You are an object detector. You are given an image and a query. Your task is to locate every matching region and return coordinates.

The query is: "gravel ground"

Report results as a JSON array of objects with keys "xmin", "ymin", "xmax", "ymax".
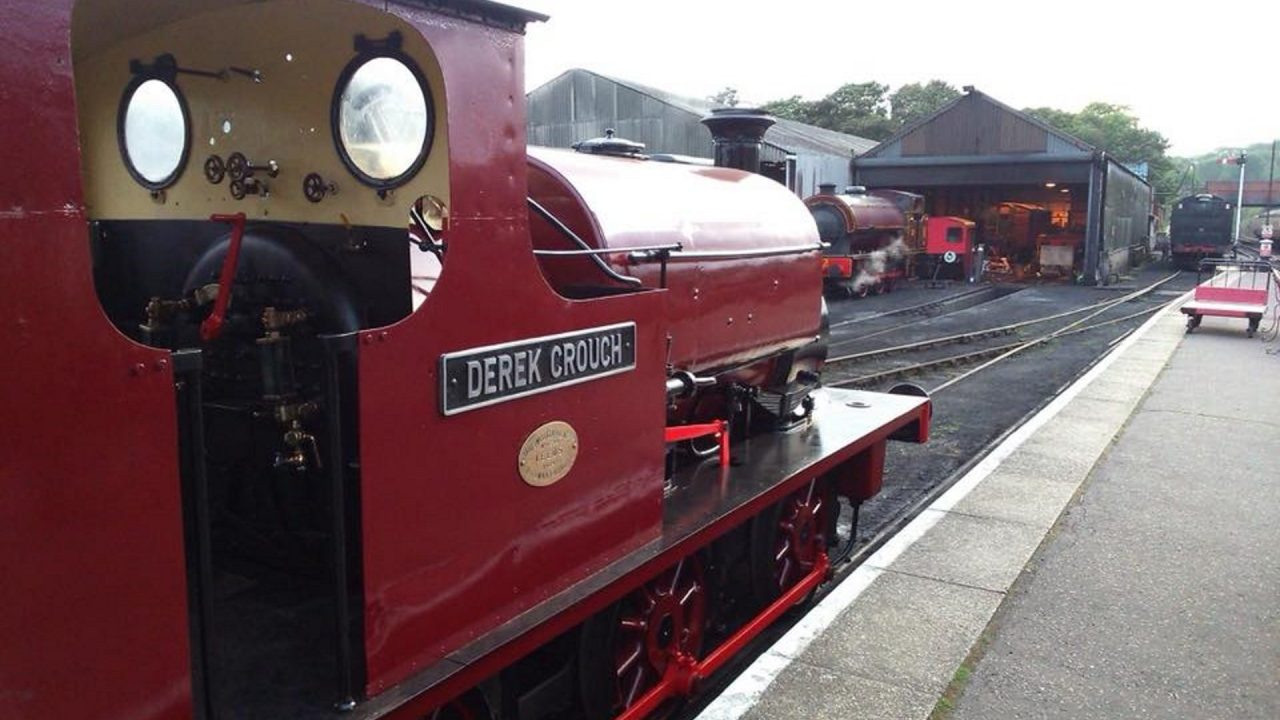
[
  {"xmin": 828, "ymin": 281, "xmax": 1174, "ymax": 358},
  {"xmin": 853, "ymin": 262, "xmax": 1195, "ymax": 547},
  {"xmin": 825, "ymin": 295, "xmax": 1174, "ymax": 387}
]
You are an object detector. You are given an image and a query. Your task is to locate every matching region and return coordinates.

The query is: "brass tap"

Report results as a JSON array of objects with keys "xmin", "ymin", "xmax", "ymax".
[
  {"xmin": 277, "ymin": 419, "xmax": 322, "ymax": 471},
  {"xmin": 261, "ymin": 306, "xmax": 310, "ymax": 332}
]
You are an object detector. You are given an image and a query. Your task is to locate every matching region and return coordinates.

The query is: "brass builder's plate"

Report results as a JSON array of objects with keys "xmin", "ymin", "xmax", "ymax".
[{"xmin": 518, "ymin": 420, "xmax": 579, "ymax": 487}]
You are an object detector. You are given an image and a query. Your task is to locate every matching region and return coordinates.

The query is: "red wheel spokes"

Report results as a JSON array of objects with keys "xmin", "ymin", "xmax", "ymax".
[
  {"xmin": 612, "ymin": 557, "xmax": 707, "ymax": 712},
  {"xmin": 773, "ymin": 481, "xmax": 828, "ymax": 592}
]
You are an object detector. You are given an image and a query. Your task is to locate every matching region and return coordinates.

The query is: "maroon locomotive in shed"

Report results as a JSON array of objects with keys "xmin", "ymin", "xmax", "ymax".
[
  {"xmin": 0, "ymin": 2, "xmax": 930, "ymax": 720},
  {"xmin": 806, "ymin": 185, "xmax": 925, "ymax": 297}
]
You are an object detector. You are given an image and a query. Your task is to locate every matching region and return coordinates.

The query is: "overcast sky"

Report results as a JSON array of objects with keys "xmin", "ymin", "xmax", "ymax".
[{"xmin": 521, "ymin": 0, "xmax": 1278, "ymax": 157}]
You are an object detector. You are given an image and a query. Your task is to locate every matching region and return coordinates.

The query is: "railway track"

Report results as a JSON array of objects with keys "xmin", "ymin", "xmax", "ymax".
[
  {"xmin": 828, "ymin": 285, "xmax": 1003, "ymax": 330},
  {"xmin": 827, "ymin": 272, "xmax": 1181, "ymax": 370},
  {"xmin": 830, "ymin": 301, "xmax": 1172, "ymax": 390}
]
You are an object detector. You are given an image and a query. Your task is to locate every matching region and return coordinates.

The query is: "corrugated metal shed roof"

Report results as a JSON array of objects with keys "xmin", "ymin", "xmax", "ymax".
[
  {"xmin": 771, "ymin": 118, "xmax": 878, "ymax": 157},
  {"xmin": 566, "ymin": 69, "xmax": 876, "ymax": 158}
]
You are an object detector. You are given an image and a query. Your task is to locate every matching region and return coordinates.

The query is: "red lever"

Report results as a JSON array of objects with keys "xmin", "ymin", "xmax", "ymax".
[
  {"xmin": 200, "ymin": 212, "xmax": 247, "ymax": 343},
  {"xmin": 663, "ymin": 419, "xmax": 730, "ymax": 467}
]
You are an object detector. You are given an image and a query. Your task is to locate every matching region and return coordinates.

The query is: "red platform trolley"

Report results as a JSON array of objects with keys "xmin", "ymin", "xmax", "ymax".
[
  {"xmin": 1181, "ymin": 260, "xmax": 1276, "ymax": 337},
  {"xmin": 0, "ymin": 2, "xmax": 930, "ymax": 719}
]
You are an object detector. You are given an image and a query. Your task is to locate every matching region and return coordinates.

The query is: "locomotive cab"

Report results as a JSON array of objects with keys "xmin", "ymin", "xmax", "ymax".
[
  {"xmin": 72, "ymin": 1, "xmax": 479, "ymax": 715},
  {"xmin": 0, "ymin": 2, "xmax": 926, "ymax": 719},
  {"xmin": 921, "ymin": 216, "xmax": 977, "ymax": 280}
]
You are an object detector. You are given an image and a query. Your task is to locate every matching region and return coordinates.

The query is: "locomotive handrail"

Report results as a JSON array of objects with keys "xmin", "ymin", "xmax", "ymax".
[
  {"xmin": 532, "ymin": 242, "xmax": 682, "ymax": 256},
  {"xmin": 526, "ymin": 197, "xmax": 644, "ymax": 286},
  {"xmin": 635, "ymin": 243, "xmax": 825, "ymax": 261}
]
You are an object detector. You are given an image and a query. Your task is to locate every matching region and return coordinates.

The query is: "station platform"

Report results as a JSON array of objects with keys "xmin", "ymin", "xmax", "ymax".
[{"xmin": 696, "ymin": 296, "xmax": 1280, "ymax": 719}]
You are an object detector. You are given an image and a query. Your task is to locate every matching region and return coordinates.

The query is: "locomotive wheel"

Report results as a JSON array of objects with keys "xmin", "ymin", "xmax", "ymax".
[
  {"xmin": 749, "ymin": 480, "xmax": 834, "ymax": 607},
  {"xmin": 578, "ymin": 556, "xmax": 708, "ymax": 719}
]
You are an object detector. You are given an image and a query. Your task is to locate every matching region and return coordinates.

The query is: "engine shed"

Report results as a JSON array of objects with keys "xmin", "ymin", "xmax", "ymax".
[
  {"xmin": 853, "ymin": 88, "xmax": 1153, "ymax": 284},
  {"xmin": 526, "ymin": 68, "xmax": 876, "ymax": 198}
]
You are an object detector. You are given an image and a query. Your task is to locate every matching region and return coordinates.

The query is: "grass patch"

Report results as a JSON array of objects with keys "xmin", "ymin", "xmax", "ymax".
[{"xmin": 928, "ymin": 628, "xmax": 991, "ymax": 719}]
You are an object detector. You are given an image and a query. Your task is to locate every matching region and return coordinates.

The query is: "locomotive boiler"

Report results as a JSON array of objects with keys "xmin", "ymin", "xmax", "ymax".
[
  {"xmin": 0, "ymin": 2, "xmax": 930, "ymax": 720},
  {"xmin": 805, "ymin": 186, "xmax": 925, "ymax": 297}
]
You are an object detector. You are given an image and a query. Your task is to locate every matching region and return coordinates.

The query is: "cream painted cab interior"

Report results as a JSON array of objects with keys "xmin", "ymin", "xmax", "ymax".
[
  {"xmin": 66, "ymin": 5, "xmax": 460, "ymax": 712},
  {"xmin": 73, "ymin": 0, "xmax": 449, "ymax": 229}
]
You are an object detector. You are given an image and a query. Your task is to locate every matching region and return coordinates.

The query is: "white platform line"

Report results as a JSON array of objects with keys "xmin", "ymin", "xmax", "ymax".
[{"xmin": 694, "ymin": 292, "xmax": 1188, "ymax": 720}]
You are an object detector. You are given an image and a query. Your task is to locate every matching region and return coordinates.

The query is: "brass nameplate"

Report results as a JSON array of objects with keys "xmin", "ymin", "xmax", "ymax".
[{"xmin": 518, "ymin": 421, "xmax": 579, "ymax": 487}]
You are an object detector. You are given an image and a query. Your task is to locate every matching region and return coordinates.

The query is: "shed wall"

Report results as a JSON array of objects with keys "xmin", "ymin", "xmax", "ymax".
[
  {"xmin": 900, "ymin": 96, "xmax": 1048, "ymax": 156},
  {"xmin": 526, "ymin": 71, "xmax": 714, "ymax": 157},
  {"xmin": 794, "ymin": 152, "xmax": 852, "ymax": 199},
  {"xmin": 1100, "ymin": 159, "xmax": 1153, "ymax": 276},
  {"xmin": 527, "ymin": 71, "xmax": 858, "ymax": 197}
]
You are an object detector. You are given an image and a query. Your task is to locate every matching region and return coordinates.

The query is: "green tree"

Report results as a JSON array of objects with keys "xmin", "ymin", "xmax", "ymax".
[
  {"xmin": 1179, "ymin": 142, "xmax": 1279, "ymax": 185},
  {"xmin": 889, "ymin": 80, "xmax": 961, "ymax": 127},
  {"xmin": 762, "ymin": 81, "xmax": 947, "ymax": 141},
  {"xmin": 761, "ymin": 83, "xmax": 896, "ymax": 140},
  {"xmin": 761, "ymin": 95, "xmax": 814, "ymax": 123},
  {"xmin": 1025, "ymin": 103, "xmax": 1178, "ymax": 201},
  {"xmin": 807, "ymin": 81, "xmax": 894, "ymax": 139},
  {"xmin": 1023, "ymin": 106, "xmax": 1078, "ymax": 133},
  {"xmin": 708, "ymin": 86, "xmax": 739, "ymax": 108}
]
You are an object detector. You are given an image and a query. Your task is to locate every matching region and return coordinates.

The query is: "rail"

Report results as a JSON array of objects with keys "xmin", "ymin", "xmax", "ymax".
[
  {"xmin": 829, "ymin": 286, "xmax": 998, "ymax": 331},
  {"xmin": 830, "ymin": 301, "xmax": 1171, "ymax": 390},
  {"xmin": 827, "ymin": 272, "xmax": 1182, "ymax": 364}
]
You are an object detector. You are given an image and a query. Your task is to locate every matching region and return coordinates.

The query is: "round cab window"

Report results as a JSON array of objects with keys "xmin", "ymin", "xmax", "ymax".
[
  {"xmin": 119, "ymin": 78, "xmax": 189, "ymax": 189},
  {"xmin": 334, "ymin": 56, "xmax": 432, "ymax": 187}
]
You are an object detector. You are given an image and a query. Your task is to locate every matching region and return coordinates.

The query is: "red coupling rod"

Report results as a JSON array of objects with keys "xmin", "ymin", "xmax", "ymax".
[
  {"xmin": 613, "ymin": 552, "xmax": 831, "ymax": 720},
  {"xmin": 663, "ymin": 419, "xmax": 730, "ymax": 467},
  {"xmin": 200, "ymin": 212, "xmax": 247, "ymax": 343}
]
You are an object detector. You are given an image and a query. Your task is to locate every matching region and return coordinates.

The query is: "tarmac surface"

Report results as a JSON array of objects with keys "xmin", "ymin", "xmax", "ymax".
[
  {"xmin": 696, "ymin": 284, "xmax": 1280, "ymax": 720},
  {"xmin": 950, "ymin": 315, "xmax": 1280, "ymax": 720}
]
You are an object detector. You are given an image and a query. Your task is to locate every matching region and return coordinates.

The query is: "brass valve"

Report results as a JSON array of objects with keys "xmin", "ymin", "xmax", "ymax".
[
  {"xmin": 261, "ymin": 306, "xmax": 310, "ymax": 332},
  {"xmin": 272, "ymin": 402, "xmax": 321, "ymax": 472},
  {"xmin": 277, "ymin": 420, "xmax": 322, "ymax": 471}
]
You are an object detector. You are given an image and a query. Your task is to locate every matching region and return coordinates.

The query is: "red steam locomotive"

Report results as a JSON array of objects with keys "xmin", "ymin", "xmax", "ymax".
[
  {"xmin": 0, "ymin": 2, "xmax": 930, "ymax": 719},
  {"xmin": 807, "ymin": 187, "xmax": 977, "ymax": 293},
  {"xmin": 807, "ymin": 186, "xmax": 923, "ymax": 297}
]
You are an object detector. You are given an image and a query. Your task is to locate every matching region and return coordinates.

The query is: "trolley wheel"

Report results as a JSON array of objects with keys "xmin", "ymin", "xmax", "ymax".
[
  {"xmin": 749, "ymin": 479, "xmax": 834, "ymax": 607},
  {"xmin": 578, "ymin": 556, "xmax": 708, "ymax": 719},
  {"xmin": 428, "ymin": 690, "xmax": 493, "ymax": 720},
  {"xmin": 1185, "ymin": 315, "xmax": 1201, "ymax": 333}
]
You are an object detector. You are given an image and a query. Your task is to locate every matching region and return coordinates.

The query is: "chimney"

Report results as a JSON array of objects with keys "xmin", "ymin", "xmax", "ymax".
[
  {"xmin": 818, "ymin": 183, "xmax": 837, "ymax": 195},
  {"xmin": 700, "ymin": 107, "xmax": 776, "ymax": 175}
]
